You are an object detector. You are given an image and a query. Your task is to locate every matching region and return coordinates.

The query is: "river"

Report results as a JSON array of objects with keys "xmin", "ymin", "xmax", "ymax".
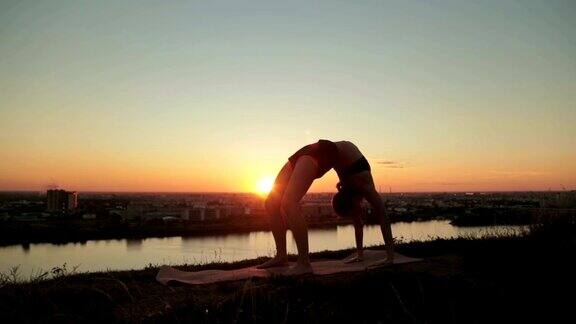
[{"xmin": 0, "ymin": 220, "xmax": 526, "ymax": 275}]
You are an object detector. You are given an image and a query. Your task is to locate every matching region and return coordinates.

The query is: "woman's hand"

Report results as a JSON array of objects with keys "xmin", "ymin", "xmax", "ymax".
[
  {"xmin": 368, "ymin": 249, "xmax": 394, "ymax": 268},
  {"xmin": 344, "ymin": 254, "xmax": 363, "ymax": 263},
  {"xmin": 387, "ymin": 247, "xmax": 395, "ymax": 263},
  {"xmin": 368, "ymin": 257, "xmax": 393, "ymax": 268}
]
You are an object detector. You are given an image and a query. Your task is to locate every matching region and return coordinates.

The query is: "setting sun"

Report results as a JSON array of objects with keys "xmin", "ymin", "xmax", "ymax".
[{"xmin": 256, "ymin": 176, "xmax": 274, "ymax": 195}]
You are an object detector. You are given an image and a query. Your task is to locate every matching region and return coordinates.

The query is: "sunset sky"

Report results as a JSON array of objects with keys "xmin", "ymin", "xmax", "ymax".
[{"xmin": 1, "ymin": 0, "xmax": 575, "ymax": 193}]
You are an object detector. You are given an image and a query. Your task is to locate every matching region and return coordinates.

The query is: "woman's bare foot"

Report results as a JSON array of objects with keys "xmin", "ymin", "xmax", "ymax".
[
  {"xmin": 367, "ymin": 256, "xmax": 394, "ymax": 269},
  {"xmin": 284, "ymin": 262, "xmax": 313, "ymax": 276},
  {"xmin": 256, "ymin": 256, "xmax": 289, "ymax": 269}
]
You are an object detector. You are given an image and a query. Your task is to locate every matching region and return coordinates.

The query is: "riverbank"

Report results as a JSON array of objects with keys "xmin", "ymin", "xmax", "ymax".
[
  {"xmin": 1, "ymin": 221, "xmax": 573, "ymax": 323},
  {"xmin": 0, "ymin": 207, "xmax": 540, "ymax": 247},
  {"xmin": 0, "ymin": 218, "xmax": 353, "ymax": 247}
]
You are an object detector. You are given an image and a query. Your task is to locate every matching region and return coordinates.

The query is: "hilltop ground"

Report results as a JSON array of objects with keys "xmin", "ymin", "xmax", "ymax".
[{"xmin": 0, "ymin": 221, "xmax": 574, "ymax": 323}]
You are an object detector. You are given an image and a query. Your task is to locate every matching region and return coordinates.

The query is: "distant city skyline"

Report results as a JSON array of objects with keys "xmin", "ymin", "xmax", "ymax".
[{"xmin": 1, "ymin": 0, "xmax": 575, "ymax": 193}]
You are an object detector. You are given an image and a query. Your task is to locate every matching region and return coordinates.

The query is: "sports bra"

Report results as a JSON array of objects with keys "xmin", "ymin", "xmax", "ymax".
[{"xmin": 288, "ymin": 139, "xmax": 339, "ymax": 178}]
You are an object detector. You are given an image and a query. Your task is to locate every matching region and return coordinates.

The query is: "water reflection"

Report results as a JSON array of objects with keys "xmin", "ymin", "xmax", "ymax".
[
  {"xmin": 0, "ymin": 221, "xmax": 526, "ymax": 275},
  {"xmin": 20, "ymin": 243, "xmax": 30, "ymax": 254},
  {"xmin": 126, "ymin": 239, "xmax": 143, "ymax": 251}
]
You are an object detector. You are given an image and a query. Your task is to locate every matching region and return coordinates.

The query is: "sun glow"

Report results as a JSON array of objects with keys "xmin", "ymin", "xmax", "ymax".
[{"xmin": 256, "ymin": 176, "xmax": 274, "ymax": 195}]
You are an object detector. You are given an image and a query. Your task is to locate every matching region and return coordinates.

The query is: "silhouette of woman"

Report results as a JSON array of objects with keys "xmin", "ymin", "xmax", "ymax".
[{"xmin": 257, "ymin": 139, "xmax": 395, "ymax": 275}]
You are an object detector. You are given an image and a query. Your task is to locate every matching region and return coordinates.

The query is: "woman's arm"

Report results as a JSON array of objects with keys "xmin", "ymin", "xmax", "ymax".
[
  {"xmin": 344, "ymin": 197, "xmax": 365, "ymax": 263},
  {"xmin": 363, "ymin": 188, "xmax": 394, "ymax": 261}
]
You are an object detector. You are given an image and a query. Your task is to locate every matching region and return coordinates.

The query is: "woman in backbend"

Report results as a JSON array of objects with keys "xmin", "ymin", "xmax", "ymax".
[{"xmin": 257, "ymin": 139, "xmax": 395, "ymax": 275}]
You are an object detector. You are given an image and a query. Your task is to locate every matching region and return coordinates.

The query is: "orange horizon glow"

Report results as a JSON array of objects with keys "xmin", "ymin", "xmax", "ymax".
[{"xmin": 0, "ymin": 153, "xmax": 574, "ymax": 193}]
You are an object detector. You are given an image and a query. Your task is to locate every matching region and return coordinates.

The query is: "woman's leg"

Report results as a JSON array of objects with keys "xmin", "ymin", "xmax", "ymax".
[
  {"xmin": 280, "ymin": 155, "xmax": 318, "ymax": 274},
  {"xmin": 257, "ymin": 161, "xmax": 293, "ymax": 269}
]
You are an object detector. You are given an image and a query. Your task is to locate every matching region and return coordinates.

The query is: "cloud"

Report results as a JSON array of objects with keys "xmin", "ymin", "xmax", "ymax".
[
  {"xmin": 375, "ymin": 160, "xmax": 407, "ymax": 169},
  {"xmin": 377, "ymin": 161, "xmax": 396, "ymax": 165}
]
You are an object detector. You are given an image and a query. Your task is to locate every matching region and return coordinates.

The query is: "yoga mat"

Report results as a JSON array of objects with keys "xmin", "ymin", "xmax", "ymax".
[{"xmin": 156, "ymin": 250, "xmax": 421, "ymax": 285}]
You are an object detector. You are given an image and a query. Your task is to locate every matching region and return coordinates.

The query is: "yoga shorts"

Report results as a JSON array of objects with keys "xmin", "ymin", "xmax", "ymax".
[{"xmin": 336, "ymin": 156, "xmax": 371, "ymax": 179}]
